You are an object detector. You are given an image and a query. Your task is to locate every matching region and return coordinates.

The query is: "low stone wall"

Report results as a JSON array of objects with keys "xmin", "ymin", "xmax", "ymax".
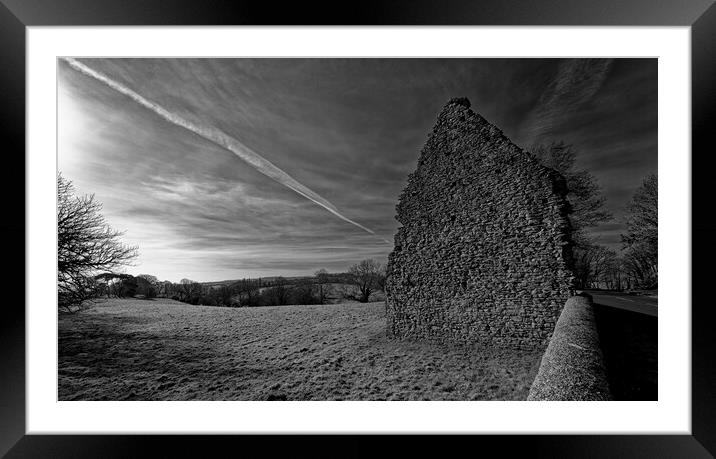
[{"xmin": 527, "ymin": 294, "xmax": 612, "ymax": 401}]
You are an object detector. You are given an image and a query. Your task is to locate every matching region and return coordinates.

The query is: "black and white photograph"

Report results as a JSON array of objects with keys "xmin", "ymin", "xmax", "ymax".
[{"xmin": 57, "ymin": 57, "xmax": 657, "ymax": 402}]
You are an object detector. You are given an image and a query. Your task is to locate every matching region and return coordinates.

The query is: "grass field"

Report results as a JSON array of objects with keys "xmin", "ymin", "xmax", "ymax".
[{"xmin": 59, "ymin": 298, "xmax": 544, "ymax": 401}]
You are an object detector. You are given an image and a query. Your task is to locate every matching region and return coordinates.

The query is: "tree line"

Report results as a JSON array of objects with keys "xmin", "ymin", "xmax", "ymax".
[
  {"xmin": 58, "ymin": 173, "xmax": 388, "ymax": 312},
  {"xmin": 532, "ymin": 142, "xmax": 657, "ymax": 291},
  {"xmin": 58, "ymin": 140, "xmax": 657, "ymax": 313},
  {"xmin": 79, "ymin": 265, "xmax": 386, "ymax": 309}
]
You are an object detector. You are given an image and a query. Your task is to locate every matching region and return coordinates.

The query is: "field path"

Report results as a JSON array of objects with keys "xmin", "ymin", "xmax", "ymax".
[{"xmin": 59, "ymin": 299, "xmax": 543, "ymax": 401}]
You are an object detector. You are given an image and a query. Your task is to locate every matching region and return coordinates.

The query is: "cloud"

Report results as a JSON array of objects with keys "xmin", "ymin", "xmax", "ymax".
[
  {"xmin": 522, "ymin": 59, "xmax": 613, "ymax": 146},
  {"xmin": 61, "ymin": 58, "xmax": 388, "ymax": 243},
  {"xmin": 58, "ymin": 58, "xmax": 656, "ymax": 280}
]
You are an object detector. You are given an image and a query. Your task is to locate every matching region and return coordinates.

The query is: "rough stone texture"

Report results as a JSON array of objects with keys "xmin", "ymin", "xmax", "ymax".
[
  {"xmin": 527, "ymin": 294, "xmax": 612, "ymax": 400},
  {"xmin": 385, "ymin": 98, "xmax": 574, "ymax": 348}
]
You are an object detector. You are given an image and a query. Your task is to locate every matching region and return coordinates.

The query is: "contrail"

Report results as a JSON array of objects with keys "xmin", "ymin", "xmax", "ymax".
[{"xmin": 62, "ymin": 58, "xmax": 390, "ymax": 244}]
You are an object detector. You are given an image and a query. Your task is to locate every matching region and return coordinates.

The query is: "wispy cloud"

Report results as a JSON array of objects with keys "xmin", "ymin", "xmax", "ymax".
[
  {"xmin": 522, "ymin": 59, "xmax": 613, "ymax": 146},
  {"xmin": 62, "ymin": 57, "xmax": 388, "ymax": 243},
  {"xmin": 58, "ymin": 58, "xmax": 656, "ymax": 281}
]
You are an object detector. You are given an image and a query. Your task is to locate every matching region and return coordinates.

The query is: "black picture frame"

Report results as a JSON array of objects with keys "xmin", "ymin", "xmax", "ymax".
[{"xmin": 3, "ymin": 0, "xmax": 714, "ymax": 457}]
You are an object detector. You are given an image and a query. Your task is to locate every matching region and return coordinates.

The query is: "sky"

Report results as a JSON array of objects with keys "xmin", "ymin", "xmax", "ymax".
[{"xmin": 58, "ymin": 58, "xmax": 657, "ymax": 283}]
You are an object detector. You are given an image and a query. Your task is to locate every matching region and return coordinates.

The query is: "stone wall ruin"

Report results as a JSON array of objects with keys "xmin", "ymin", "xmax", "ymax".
[{"xmin": 385, "ymin": 97, "xmax": 574, "ymax": 349}]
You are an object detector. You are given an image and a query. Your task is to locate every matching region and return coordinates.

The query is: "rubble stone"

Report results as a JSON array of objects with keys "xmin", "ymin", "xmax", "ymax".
[{"xmin": 385, "ymin": 98, "xmax": 575, "ymax": 348}]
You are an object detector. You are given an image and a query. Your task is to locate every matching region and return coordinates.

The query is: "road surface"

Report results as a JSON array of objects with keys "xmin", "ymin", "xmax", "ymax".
[{"xmin": 585, "ymin": 290, "xmax": 658, "ymax": 317}]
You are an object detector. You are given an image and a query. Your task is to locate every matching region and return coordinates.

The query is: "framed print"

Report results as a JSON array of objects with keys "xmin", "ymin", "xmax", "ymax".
[{"xmin": 3, "ymin": 0, "xmax": 715, "ymax": 457}]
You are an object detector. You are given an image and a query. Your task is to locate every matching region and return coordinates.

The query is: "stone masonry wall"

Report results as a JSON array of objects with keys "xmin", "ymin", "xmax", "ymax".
[
  {"xmin": 527, "ymin": 294, "xmax": 611, "ymax": 400},
  {"xmin": 385, "ymin": 97, "xmax": 575, "ymax": 349}
]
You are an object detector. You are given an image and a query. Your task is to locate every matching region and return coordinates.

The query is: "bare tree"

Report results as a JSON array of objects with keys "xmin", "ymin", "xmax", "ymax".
[
  {"xmin": 178, "ymin": 278, "xmax": 202, "ymax": 304},
  {"xmin": 94, "ymin": 272, "xmax": 117, "ymax": 298},
  {"xmin": 623, "ymin": 174, "xmax": 657, "ymax": 247},
  {"xmin": 215, "ymin": 285, "xmax": 234, "ymax": 306},
  {"xmin": 137, "ymin": 274, "xmax": 158, "ymax": 285},
  {"xmin": 157, "ymin": 280, "xmax": 173, "ymax": 298},
  {"xmin": 621, "ymin": 174, "xmax": 658, "ymax": 289},
  {"xmin": 136, "ymin": 274, "xmax": 159, "ymax": 298},
  {"xmin": 291, "ymin": 278, "xmax": 319, "ymax": 305},
  {"xmin": 265, "ymin": 277, "xmax": 290, "ymax": 305},
  {"xmin": 595, "ymin": 250, "xmax": 623, "ymax": 291},
  {"xmin": 347, "ymin": 259, "xmax": 384, "ymax": 303},
  {"xmin": 58, "ymin": 173, "xmax": 138, "ymax": 312},
  {"xmin": 232, "ymin": 278, "xmax": 261, "ymax": 306},
  {"xmin": 572, "ymin": 243, "xmax": 615, "ymax": 289},
  {"xmin": 314, "ymin": 268, "xmax": 330, "ymax": 304},
  {"xmin": 622, "ymin": 248, "xmax": 658, "ymax": 290},
  {"xmin": 116, "ymin": 274, "xmax": 139, "ymax": 298},
  {"xmin": 531, "ymin": 141, "xmax": 612, "ymax": 245}
]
